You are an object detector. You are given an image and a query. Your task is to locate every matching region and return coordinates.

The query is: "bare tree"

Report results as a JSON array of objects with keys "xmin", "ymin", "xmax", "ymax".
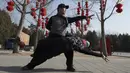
[
  {"xmin": 6, "ymin": 0, "xmax": 55, "ymax": 53},
  {"xmin": 95, "ymin": 0, "xmax": 122, "ymax": 56}
]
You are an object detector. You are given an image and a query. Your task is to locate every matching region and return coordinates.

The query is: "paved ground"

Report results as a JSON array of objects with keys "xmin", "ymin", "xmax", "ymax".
[{"xmin": 0, "ymin": 50, "xmax": 130, "ymax": 73}]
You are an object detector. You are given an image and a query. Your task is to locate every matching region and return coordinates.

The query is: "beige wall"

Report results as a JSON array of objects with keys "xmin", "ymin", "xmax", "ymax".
[{"xmin": 19, "ymin": 32, "xmax": 30, "ymax": 45}]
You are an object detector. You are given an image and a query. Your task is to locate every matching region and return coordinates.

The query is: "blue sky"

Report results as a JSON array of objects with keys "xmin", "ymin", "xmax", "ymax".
[{"xmin": 0, "ymin": 0, "xmax": 130, "ymax": 35}]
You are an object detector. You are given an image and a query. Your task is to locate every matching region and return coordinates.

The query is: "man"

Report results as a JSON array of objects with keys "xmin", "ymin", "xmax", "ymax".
[
  {"xmin": 46, "ymin": 3, "xmax": 94, "ymax": 72},
  {"xmin": 22, "ymin": 3, "xmax": 95, "ymax": 72}
]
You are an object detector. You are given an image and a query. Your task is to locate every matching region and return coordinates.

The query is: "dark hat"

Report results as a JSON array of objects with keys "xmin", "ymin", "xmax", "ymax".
[{"xmin": 57, "ymin": 4, "xmax": 69, "ymax": 9}]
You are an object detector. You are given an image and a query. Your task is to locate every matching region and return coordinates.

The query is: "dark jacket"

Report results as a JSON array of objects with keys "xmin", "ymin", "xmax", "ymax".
[{"xmin": 46, "ymin": 14, "xmax": 86, "ymax": 36}]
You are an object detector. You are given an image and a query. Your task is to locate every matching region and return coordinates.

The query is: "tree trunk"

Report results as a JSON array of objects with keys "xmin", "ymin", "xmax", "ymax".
[
  {"xmin": 13, "ymin": 2, "xmax": 26, "ymax": 53},
  {"xmin": 100, "ymin": 0, "xmax": 107, "ymax": 56},
  {"xmin": 101, "ymin": 20, "xmax": 108, "ymax": 56}
]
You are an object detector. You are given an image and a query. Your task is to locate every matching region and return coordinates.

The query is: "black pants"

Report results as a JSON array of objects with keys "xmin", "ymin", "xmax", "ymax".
[
  {"xmin": 49, "ymin": 33, "xmax": 74, "ymax": 68},
  {"xmin": 26, "ymin": 33, "xmax": 74, "ymax": 69}
]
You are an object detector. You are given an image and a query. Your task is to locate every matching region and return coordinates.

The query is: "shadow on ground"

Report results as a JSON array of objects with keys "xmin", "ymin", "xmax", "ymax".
[{"xmin": 0, "ymin": 66, "xmax": 93, "ymax": 73}]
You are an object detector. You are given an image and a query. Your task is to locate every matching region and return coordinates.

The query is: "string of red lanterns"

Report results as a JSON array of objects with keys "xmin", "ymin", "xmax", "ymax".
[
  {"xmin": 30, "ymin": 0, "xmax": 47, "ymax": 30},
  {"xmin": 76, "ymin": 1, "xmax": 90, "ymax": 31}
]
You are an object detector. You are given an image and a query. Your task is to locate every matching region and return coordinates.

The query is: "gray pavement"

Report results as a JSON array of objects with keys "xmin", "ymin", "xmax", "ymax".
[{"xmin": 0, "ymin": 50, "xmax": 130, "ymax": 73}]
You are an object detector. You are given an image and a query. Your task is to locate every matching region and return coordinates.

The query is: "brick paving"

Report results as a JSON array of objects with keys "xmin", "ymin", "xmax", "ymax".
[{"xmin": 0, "ymin": 50, "xmax": 130, "ymax": 73}]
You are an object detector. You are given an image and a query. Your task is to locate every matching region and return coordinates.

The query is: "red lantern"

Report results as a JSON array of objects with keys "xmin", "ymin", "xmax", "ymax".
[
  {"xmin": 116, "ymin": 3, "xmax": 123, "ymax": 8},
  {"xmin": 46, "ymin": 31, "xmax": 48, "ymax": 36},
  {"xmin": 75, "ymin": 21, "xmax": 80, "ymax": 27},
  {"xmin": 31, "ymin": 8, "xmax": 36, "ymax": 11},
  {"xmin": 42, "ymin": 0, "xmax": 46, "ymax": 5},
  {"xmin": 8, "ymin": 1, "xmax": 15, "ymax": 6},
  {"xmin": 86, "ymin": 12, "xmax": 88, "ymax": 17},
  {"xmin": 78, "ymin": 2, "xmax": 81, "ymax": 8},
  {"xmin": 45, "ymin": 17, "xmax": 49, "ymax": 25},
  {"xmin": 77, "ymin": 8, "xmax": 80, "ymax": 15},
  {"xmin": 40, "ymin": 8, "xmax": 46, "ymax": 16},
  {"xmin": 116, "ymin": 3, "xmax": 123, "ymax": 13},
  {"xmin": 38, "ymin": 18, "xmax": 41, "ymax": 27},
  {"xmin": 116, "ymin": 8, "xmax": 123, "ymax": 13},
  {"xmin": 31, "ymin": 12, "xmax": 36, "ymax": 16},
  {"xmin": 6, "ymin": 5, "xmax": 14, "ymax": 11},
  {"xmin": 42, "ymin": 22, "xmax": 44, "ymax": 29},
  {"xmin": 85, "ymin": 1, "xmax": 88, "ymax": 8},
  {"xmin": 81, "ymin": 10, "xmax": 84, "ymax": 16},
  {"xmin": 85, "ymin": 1, "xmax": 89, "ymax": 17},
  {"xmin": 36, "ymin": 2, "xmax": 39, "ymax": 8},
  {"xmin": 7, "ymin": 1, "xmax": 14, "ymax": 12},
  {"xmin": 87, "ymin": 18, "xmax": 90, "ymax": 25},
  {"xmin": 102, "ymin": 0, "xmax": 105, "ymax": 8},
  {"xmin": 84, "ymin": 24, "xmax": 87, "ymax": 31},
  {"xmin": 34, "ymin": 16, "xmax": 36, "ymax": 19}
]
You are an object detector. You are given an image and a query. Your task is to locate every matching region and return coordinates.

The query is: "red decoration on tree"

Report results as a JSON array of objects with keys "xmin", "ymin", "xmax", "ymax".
[
  {"xmin": 42, "ymin": 0, "xmax": 46, "ymax": 5},
  {"xmin": 85, "ymin": 1, "xmax": 88, "ymax": 8},
  {"xmin": 31, "ymin": 8, "xmax": 36, "ymax": 11},
  {"xmin": 6, "ymin": 6, "xmax": 14, "ymax": 11},
  {"xmin": 75, "ymin": 21, "xmax": 80, "ymax": 28},
  {"xmin": 77, "ymin": 8, "xmax": 80, "ymax": 15},
  {"xmin": 116, "ymin": 8, "xmax": 123, "ymax": 13},
  {"xmin": 87, "ymin": 18, "xmax": 90, "ymax": 25},
  {"xmin": 34, "ymin": 16, "xmax": 36, "ymax": 19},
  {"xmin": 36, "ymin": 2, "xmax": 39, "ymax": 8},
  {"xmin": 84, "ymin": 24, "xmax": 87, "ymax": 31},
  {"xmin": 6, "ymin": 0, "xmax": 14, "ymax": 12},
  {"xmin": 38, "ymin": 18, "xmax": 41, "ymax": 27},
  {"xmin": 85, "ymin": 1, "xmax": 89, "ymax": 16},
  {"xmin": 45, "ymin": 31, "xmax": 48, "ymax": 36},
  {"xmin": 31, "ymin": 12, "xmax": 36, "ymax": 16},
  {"xmin": 81, "ymin": 10, "xmax": 84, "ymax": 16},
  {"xmin": 102, "ymin": 0, "xmax": 105, "ymax": 8},
  {"xmin": 116, "ymin": 3, "xmax": 123, "ymax": 13},
  {"xmin": 40, "ymin": 8, "xmax": 46, "ymax": 16},
  {"xmin": 42, "ymin": 22, "xmax": 44, "ymax": 29},
  {"xmin": 78, "ymin": 2, "xmax": 81, "ymax": 8},
  {"xmin": 8, "ymin": 1, "xmax": 15, "ymax": 6},
  {"xmin": 116, "ymin": 3, "xmax": 123, "ymax": 8},
  {"xmin": 31, "ymin": 8, "xmax": 36, "ymax": 18},
  {"xmin": 45, "ymin": 17, "xmax": 49, "ymax": 25}
]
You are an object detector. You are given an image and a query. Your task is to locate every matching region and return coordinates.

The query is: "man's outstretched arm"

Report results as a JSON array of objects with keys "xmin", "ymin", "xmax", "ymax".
[{"xmin": 67, "ymin": 15, "xmax": 94, "ymax": 23}]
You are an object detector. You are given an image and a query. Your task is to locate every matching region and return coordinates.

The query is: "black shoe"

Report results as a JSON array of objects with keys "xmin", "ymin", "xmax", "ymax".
[
  {"xmin": 22, "ymin": 66, "xmax": 34, "ymax": 70},
  {"xmin": 66, "ymin": 67, "xmax": 76, "ymax": 72},
  {"xmin": 30, "ymin": 54, "xmax": 34, "ymax": 57}
]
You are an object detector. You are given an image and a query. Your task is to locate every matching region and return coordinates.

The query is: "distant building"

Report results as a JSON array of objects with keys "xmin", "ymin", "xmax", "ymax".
[{"xmin": 14, "ymin": 24, "xmax": 30, "ymax": 45}]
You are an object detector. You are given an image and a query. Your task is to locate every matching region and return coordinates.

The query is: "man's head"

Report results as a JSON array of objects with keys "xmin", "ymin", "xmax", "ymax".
[{"xmin": 57, "ymin": 4, "xmax": 69, "ymax": 15}]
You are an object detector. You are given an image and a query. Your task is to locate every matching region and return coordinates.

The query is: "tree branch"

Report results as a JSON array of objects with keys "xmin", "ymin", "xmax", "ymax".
[
  {"xmin": 15, "ymin": 0, "xmax": 23, "ymax": 6},
  {"xmin": 25, "ymin": 0, "xmax": 55, "ymax": 14},
  {"xmin": 16, "ymin": 6, "xmax": 22, "ymax": 13},
  {"xmin": 12, "ymin": 0, "xmax": 22, "ymax": 13},
  {"xmin": 96, "ymin": 12, "xmax": 101, "ymax": 21},
  {"xmin": 104, "ymin": 0, "xmax": 120, "ymax": 21}
]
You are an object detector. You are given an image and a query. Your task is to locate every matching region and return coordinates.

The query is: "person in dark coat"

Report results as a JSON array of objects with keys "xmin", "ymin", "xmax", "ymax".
[{"xmin": 22, "ymin": 3, "xmax": 106, "ymax": 72}]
